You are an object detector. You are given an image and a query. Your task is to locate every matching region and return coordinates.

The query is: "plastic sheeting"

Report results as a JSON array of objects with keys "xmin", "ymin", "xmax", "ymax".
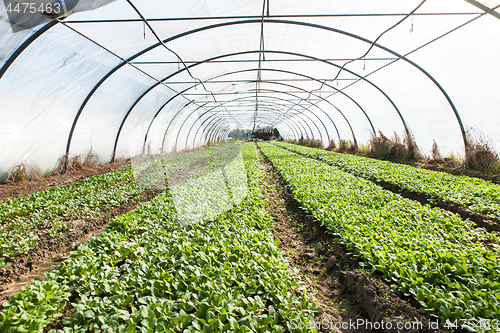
[{"xmin": 1, "ymin": 0, "xmax": 500, "ymax": 177}]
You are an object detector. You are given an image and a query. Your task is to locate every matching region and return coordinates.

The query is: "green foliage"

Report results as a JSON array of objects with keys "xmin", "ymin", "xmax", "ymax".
[
  {"xmin": 0, "ymin": 143, "xmax": 316, "ymax": 333},
  {"xmin": 275, "ymin": 141, "xmax": 500, "ymax": 221},
  {"xmin": 259, "ymin": 142, "xmax": 500, "ymax": 329}
]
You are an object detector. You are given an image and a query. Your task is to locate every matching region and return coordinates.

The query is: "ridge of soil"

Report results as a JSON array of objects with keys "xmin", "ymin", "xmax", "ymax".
[
  {"xmin": 0, "ymin": 161, "xmax": 131, "ymax": 202},
  {"xmin": 279, "ymin": 145, "xmax": 500, "ymax": 235},
  {"xmin": 0, "ymin": 188, "xmax": 162, "ymax": 304},
  {"xmin": 257, "ymin": 148, "xmax": 448, "ymax": 333}
]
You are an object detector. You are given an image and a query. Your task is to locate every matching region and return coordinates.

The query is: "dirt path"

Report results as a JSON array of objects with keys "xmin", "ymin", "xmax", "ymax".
[{"xmin": 257, "ymin": 148, "xmax": 447, "ymax": 333}]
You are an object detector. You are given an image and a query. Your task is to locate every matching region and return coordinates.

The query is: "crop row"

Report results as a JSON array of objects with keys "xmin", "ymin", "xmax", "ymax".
[
  {"xmin": 259, "ymin": 142, "xmax": 500, "ymax": 328},
  {"xmin": 0, "ymin": 143, "xmax": 316, "ymax": 332},
  {"xmin": 274, "ymin": 141, "xmax": 500, "ymax": 221},
  {"xmin": 0, "ymin": 145, "xmax": 232, "ymax": 266}
]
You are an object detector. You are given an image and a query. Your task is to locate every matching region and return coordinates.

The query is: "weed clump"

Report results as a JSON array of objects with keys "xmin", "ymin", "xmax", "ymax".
[
  {"xmin": 7, "ymin": 163, "xmax": 42, "ymax": 182},
  {"xmin": 465, "ymin": 129, "xmax": 500, "ymax": 173},
  {"xmin": 369, "ymin": 131, "xmax": 420, "ymax": 161}
]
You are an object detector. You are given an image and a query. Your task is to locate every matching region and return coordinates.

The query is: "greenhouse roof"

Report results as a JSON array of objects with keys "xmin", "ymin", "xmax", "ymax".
[{"xmin": 1, "ymin": 0, "xmax": 500, "ymax": 174}]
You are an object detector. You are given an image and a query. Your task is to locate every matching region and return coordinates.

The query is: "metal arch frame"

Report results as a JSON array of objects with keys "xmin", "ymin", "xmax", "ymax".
[
  {"xmin": 196, "ymin": 111, "xmax": 299, "ymax": 145},
  {"xmin": 164, "ymin": 101, "xmax": 211, "ymax": 152},
  {"xmin": 166, "ymin": 62, "xmax": 377, "ymax": 143},
  {"xmin": 209, "ymin": 97, "xmax": 322, "ymax": 140},
  {"xmin": 144, "ymin": 86, "xmax": 305, "ymax": 155},
  {"xmin": 193, "ymin": 110, "xmax": 302, "ymax": 148},
  {"xmin": 188, "ymin": 107, "xmax": 299, "ymax": 148},
  {"xmin": 167, "ymin": 96, "xmax": 313, "ymax": 150},
  {"xmin": 3, "ymin": 19, "xmax": 468, "ymax": 154},
  {"xmin": 187, "ymin": 101, "xmax": 310, "ymax": 148},
  {"xmin": 112, "ymin": 60, "xmax": 340, "ymax": 160},
  {"xmin": 181, "ymin": 95, "xmax": 324, "ymax": 141},
  {"xmin": 139, "ymin": 96, "xmax": 195, "ymax": 155},
  {"xmin": 183, "ymin": 98, "xmax": 299, "ymax": 148},
  {"xmin": 228, "ymin": 104, "xmax": 315, "ymax": 139},
  {"xmin": 0, "ymin": 21, "xmax": 59, "ymax": 80},
  {"xmin": 174, "ymin": 96, "xmax": 304, "ymax": 149},
  {"xmin": 144, "ymin": 48, "xmax": 380, "ymax": 135},
  {"xmin": 161, "ymin": 101, "xmax": 210, "ymax": 153},
  {"xmin": 61, "ymin": 19, "xmax": 468, "ymax": 158},
  {"xmin": 141, "ymin": 70, "xmax": 352, "ymax": 154},
  {"xmin": 165, "ymin": 93, "xmax": 320, "ymax": 152},
  {"xmin": 139, "ymin": 79, "xmax": 330, "ymax": 156},
  {"xmin": 131, "ymin": 50, "xmax": 375, "ymax": 147},
  {"xmin": 212, "ymin": 123, "xmax": 231, "ymax": 143},
  {"xmin": 206, "ymin": 118, "xmax": 226, "ymax": 143},
  {"xmin": 234, "ymin": 88, "xmax": 341, "ymax": 141},
  {"xmin": 186, "ymin": 104, "xmax": 300, "ymax": 147}
]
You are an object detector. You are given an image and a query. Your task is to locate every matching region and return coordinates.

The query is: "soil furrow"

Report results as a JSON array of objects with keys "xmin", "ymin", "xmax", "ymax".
[{"xmin": 257, "ymin": 146, "xmax": 448, "ymax": 333}]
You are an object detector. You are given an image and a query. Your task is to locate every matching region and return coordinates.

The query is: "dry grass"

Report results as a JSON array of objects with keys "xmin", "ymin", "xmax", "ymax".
[
  {"xmin": 54, "ymin": 149, "xmax": 101, "ymax": 174},
  {"xmin": 326, "ymin": 139, "xmax": 336, "ymax": 151},
  {"xmin": 369, "ymin": 131, "xmax": 420, "ymax": 161},
  {"xmin": 6, "ymin": 163, "xmax": 42, "ymax": 182},
  {"xmin": 300, "ymin": 138, "xmax": 323, "ymax": 148},
  {"xmin": 71, "ymin": 155, "xmax": 83, "ymax": 169},
  {"xmin": 83, "ymin": 148, "xmax": 100, "ymax": 167},
  {"xmin": 54, "ymin": 154, "xmax": 70, "ymax": 174},
  {"xmin": 431, "ymin": 140, "xmax": 441, "ymax": 160},
  {"xmin": 465, "ymin": 129, "xmax": 500, "ymax": 173}
]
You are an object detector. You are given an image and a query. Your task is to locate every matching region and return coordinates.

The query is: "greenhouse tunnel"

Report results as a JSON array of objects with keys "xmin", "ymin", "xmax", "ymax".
[{"xmin": 1, "ymin": 0, "xmax": 500, "ymax": 177}]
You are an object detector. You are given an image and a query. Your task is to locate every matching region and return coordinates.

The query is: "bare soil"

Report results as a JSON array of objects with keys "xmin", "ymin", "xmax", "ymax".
[
  {"xmin": 258, "ymin": 148, "xmax": 449, "ymax": 333},
  {"xmin": 0, "ymin": 161, "xmax": 131, "ymax": 202}
]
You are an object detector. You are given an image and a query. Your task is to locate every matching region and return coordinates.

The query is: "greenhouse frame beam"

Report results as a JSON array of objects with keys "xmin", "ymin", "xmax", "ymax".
[
  {"xmin": 138, "ymin": 71, "xmax": 342, "ymax": 154},
  {"xmin": 187, "ymin": 96, "xmax": 325, "ymax": 142},
  {"xmin": 179, "ymin": 94, "xmax": 317, "ymax": 149},
  {"xmin": 137, "ymin": 63, "xmax": 360, "ymax": 149},
  {"xmin": 194, "ymin": 110, "xmax": 301, "ymax": 148},
  {"xmin": 216, "ymin": 97, "xmax": 326, "ymax": 141},
  {"xmin": 206, "ymin": 118, "xmax": 226, "ymax": 143},
  {"xmin": 156, "ymin": 78, "xmax": 359, "ymax": 84},
  {"xmin": 463, "ymin": 0, "xmax": 500, "ymax": 20},
  {"xmin": 0, "ymin": 21, "xmax": 58, "ymax": 80},
  {"xmin": 141, "ymin": 85, "xmax": 308, "ymax": 155},
  {"xmin": 48, "ymin": 18, "xmax": 468, "ymax": 157},
  {"xmin": 130, "ymin": 57, "xmax": 398, "ymax": 64},
  {"xmin": 189, "ymin": 109, "xmax": 300, "ymax": 148},
  {"xmin": 173, "ymin": 97, "xmax": 315, "ymax": 149},
  {"xmin": 138, "ymin": 48, "xmax": 383, "ymax": 137},
  {"xmin": 204, "ymin": 98, "xmax": 319, "ymax": 140},
  {"xmin": 156, "ymin": 95, "xmax": 306, "ymax": 152},
  {"xmin": 185, "ymin": 110, "xmax": 296, "ymax": 147},
  {"xmin": 63, "ymin": 11, "xmax": 482, "ymax": 24},
  {"xmin": 187, "ymin": 65, "xmax": 370, "ymax": 142},
  {"xmin": 242, "ymin": 88, "xmax": 341, "ymax": 141}
]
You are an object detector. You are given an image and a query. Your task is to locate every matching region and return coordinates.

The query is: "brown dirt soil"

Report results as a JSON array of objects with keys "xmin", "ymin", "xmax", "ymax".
[
  {"xmin": 258, "ymin": 149, "xmax": 449, "ymax": 333},
  {"xmin": 0, "ymin": 161, "xmax": 131, "ymax": 202},
  {"xmin": 0, "ymin": 188, "xmax": 162, "ymax": 303}
]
